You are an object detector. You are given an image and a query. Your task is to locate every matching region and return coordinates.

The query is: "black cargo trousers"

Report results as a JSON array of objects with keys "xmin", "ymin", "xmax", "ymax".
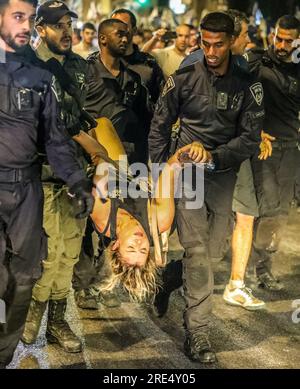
[
  {"xmin": 0, "ymin": 166, "xmax": 47, "ymax": 367},
  {"xmin": 172, "ymin": 167, "xmax": 236, "ymax": 335},
  {"xmin": 251, "ymin": 144, "xmax": 300, "ymax": 276}
]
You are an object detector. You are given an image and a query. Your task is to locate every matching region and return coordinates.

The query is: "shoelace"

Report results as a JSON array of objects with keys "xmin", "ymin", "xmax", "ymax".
[
  {"xmin": 238, "ymin": 287, "xmax": 255, "ymax": 301},
  {"xmin": 192, "ymin": 335, "xmax": 211, "ymax": 352}
]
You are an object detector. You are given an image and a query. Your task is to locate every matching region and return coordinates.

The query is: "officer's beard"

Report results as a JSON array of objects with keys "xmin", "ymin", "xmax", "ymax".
[
  {"xmin": 0, "ymin": 29, "xmax": 30, "ymax": 54},
  {"xmin": 274, "ymin": 48, "xmax": 294, "ymax": 63},
  {"xmin": 109, "ymin": 44, "xmax": 127, "ymax": 58},
  {"xmin": 44, "ymin": 36, "xmax": 72, "ymax": 56}
]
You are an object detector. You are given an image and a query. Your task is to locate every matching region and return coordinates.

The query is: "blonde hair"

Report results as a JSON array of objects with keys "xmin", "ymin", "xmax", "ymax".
[{"xmin": 101, "ymin": 243, "xmax": 160, "ymax": 303}]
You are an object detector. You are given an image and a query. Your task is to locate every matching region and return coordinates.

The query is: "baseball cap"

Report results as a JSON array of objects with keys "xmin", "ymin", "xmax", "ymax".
[{"xmin": 35, "ymin": 1, "xmax": 78, "ymax": 26}]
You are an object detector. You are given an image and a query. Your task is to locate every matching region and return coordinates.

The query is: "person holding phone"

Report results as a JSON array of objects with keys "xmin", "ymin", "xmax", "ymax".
[{"xmin": 142, "ymin": 24, "xmax": 191, "ymax": 79}]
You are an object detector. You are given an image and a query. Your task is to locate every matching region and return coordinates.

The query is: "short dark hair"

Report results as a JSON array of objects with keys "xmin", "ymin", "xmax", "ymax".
[
  {"xmin": 111, "ymin": 8, "xmax": 137, "ymax": 28},
  {"xmin": 276, "ymin": 15, "xmax": 300, "ymax": 34},
  {"xmin": 226, "ymin": 9, "xmax": 249, "ymax": 37},
  {"xmin": 0, "ymin": 0, "xmax": 38, "ymax": 12},
  {"xmin": 184, "ymin": 23, "xmax": 196, "ymax": 30},
  {"xmin": 82, "ymin": 22, "xmax": 96, "ymax": 32},
  {"xmin": 98, "ymin": 18, "xmax": 127, "ymax": 37},
  {"xmin": 200, "ymin": 12, "xmax": 235, "ymax": 36}
]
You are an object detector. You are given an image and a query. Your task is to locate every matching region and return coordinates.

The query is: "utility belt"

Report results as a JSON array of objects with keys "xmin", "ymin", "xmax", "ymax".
[
  {"xmin": 272, "ymin": 140, "xmax": 299, "ymax": 150},
  {"xmin": 0, "ymin": 164, "xmax": 41, "ymax": 183}
]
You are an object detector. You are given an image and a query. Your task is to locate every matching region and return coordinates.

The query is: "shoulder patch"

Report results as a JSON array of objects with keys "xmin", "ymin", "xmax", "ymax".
[
  {"xmin": 250, "ymin": 82, "xmax": 264, "ymax": 106},
  {"xmin": 75, "ymin": 72, "xmax": 85, "ymax": 85},
  {"xmin": 176, "ymin": 63, "xmax": 195, "ymax": 75},
  {"xmin": 162, "ymin": 76, "xmax": 175, "ymax": 97}
]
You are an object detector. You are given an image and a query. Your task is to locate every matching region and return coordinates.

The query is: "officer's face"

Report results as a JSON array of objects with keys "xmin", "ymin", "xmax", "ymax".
[
  {"xmin": 232, "ymin": 21, "xmax": 250, "ymax": 55},
  {"xmin": 274, "ymin": 27, "xmax": 299, "ymax": 62},
  {"xmin": 37, "ymin": 15, "xmax": 73, "ymax": 55},
  {"xmin": 100, "ymin": 24, "xmax": 129, "ymax": 57},
  {"xmin": 0, "ymin": 0, "xmax": 36, "ymax": 52},
  {"xmin": 175, "ymin": 25, "xmax": 191, "ymax": 53},
  {"xmin": 111, "ymin": 13, "xmax": 134, "ymax": 44},
  {"xmin": 82, "ymin": 27, "xmax": 96, "ymax": 45},
  {"xmin": 201, "ymin": 30, "xmax": 234, "ymax": 70}
]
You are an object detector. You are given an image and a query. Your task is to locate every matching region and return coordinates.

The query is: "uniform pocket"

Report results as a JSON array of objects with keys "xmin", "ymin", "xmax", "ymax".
[
  {"xmin": 40, "ymin": 228, "xmax": 49, "ymax": 261},
  {"xmin": 32, "ymin": 228, "xmax": 48, "ymax": 281}
]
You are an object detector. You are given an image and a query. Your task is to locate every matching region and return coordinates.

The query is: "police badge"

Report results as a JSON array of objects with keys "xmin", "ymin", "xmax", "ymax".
[
  {"xmin": 162, "ymin": 76, "xmax": 175, "ymax": 97},
  {"xmin": 75, "ymin": 72, "xmax": 85, "ymax": 89},
  {"xmin": 250, "ymin": 82, "xmax": 264, "ymax": 106}
]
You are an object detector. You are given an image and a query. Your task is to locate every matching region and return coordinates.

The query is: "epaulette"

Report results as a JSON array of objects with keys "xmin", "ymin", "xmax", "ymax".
[
  {"xmin": 86, "ymin": 51, "xmax": 99, "ymax": 63},
  {"xmin": 244, "ymin": 48, "xmax": 266, "ymax": 63},
  {"xmin": 233, "ymin": 58, "xmax": 251, "ymax": 79},
  {"xmin": 176, "ymin": 63, "xmax": 195, "ymax": 75}
]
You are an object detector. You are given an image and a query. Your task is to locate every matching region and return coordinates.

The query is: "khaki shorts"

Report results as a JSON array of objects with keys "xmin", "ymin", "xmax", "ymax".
[{"xmin": 232, "ymin": 159, "xmax": 259, "ymax": 217}]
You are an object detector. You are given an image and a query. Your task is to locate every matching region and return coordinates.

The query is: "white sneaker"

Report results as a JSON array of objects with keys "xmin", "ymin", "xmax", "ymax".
[{"xmin": 223, "ymin": 284, "xmax": 266, "ymax": 311}]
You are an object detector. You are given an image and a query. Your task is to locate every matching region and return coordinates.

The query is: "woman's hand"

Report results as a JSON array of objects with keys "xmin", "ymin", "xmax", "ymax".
[
  {"xmin": 258, "ymin": 131, "xmax": 275, "ymax": 160},
  {"xmin": 169, "ymin": 142, "xmax": 212, "ymax": 165}
]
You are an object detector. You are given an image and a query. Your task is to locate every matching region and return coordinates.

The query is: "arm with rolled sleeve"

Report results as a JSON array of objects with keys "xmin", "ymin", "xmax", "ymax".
[
  {"xmin": 211, "ymin": 81, "xmax": 264, "ymax": 170},
  {"xmin": 149, "ymin": 75, "xmax": 181, "ymax": 163},
  {"xmin": 41, "ymin": 78, "xmax": 86, "ymax": 188}
]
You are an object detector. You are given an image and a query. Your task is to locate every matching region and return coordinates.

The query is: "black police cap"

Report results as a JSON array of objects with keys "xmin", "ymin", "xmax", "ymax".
[{"xmin": 35, "ymin": 1, "xmax": 78, "ymax": 26}]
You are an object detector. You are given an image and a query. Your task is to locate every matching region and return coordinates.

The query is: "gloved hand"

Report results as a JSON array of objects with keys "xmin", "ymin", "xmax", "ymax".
[
  {"xmin": 68, "ymin": 179, "xmax": 95, "ymax": 219},
  {"xmin": 64, "ymin": 111, "xmax": 89, "ymax": 137}
]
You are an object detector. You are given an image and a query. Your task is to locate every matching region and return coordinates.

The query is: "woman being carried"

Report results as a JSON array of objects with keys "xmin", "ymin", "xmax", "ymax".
[{"xmin": 74, "ymin": 118, "xmax": 207, "ymax": 301}]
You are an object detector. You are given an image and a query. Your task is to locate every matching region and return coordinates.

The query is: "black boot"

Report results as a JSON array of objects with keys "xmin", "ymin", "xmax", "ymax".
[
  {"xmin": 46, "ymin": 299, "xmax": 82, "ymax": 353},
  {"xmin": 184, "ymin": 332, "xmax": 217, "ymax": 364},
  {"xmin": 257, "ymin": 271, "xmax": 283, "ymax": 291},
  {"xmin": 97, "ymin": 289, "xmax": 121, "ymax": 308},
  {"xmin": 74, "ymin": 289, "xmax": 99, "ymax": 310},
  {"xmin": 21, "ymin": 299, "xmax": 47, "ymax": 344}
]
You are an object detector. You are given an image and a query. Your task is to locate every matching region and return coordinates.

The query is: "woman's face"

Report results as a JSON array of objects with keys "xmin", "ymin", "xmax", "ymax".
[{"xmin": 117, "ymin": 220, "xmax": 150, "ymax": 268}]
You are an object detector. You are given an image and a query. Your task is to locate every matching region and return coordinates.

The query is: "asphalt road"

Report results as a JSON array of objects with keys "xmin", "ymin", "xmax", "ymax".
[{"xmin": 7, "ymin": 210, "xmax": 300, "ymax": 369}]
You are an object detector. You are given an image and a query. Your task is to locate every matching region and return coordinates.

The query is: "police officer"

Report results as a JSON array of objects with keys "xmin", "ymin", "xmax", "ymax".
[
  {"xmin": 149, "ymin": 12, "xmax": 263, "ymax": 363},
  {"xmin": 111, "ymin": 8, "xmax": 164, "ymax": 109},
  {"xmin": 84, "ymin": 18, "xmax": 149, "ymax": 164},
  {"xmin": 0, "ymin": 0, "xmax": 93, "ymax": 368},
  {"xmin": 246, "ymin": 15, "xmax": 300, "ymax": 290},
  {"xmin": 21, "ymin": 1, "xmax": 91, "ymax": 353}
]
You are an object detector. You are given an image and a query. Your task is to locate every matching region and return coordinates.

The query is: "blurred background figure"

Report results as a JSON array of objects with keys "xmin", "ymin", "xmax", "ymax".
[
  {"xmin": 142, "ymin": 24, "xmax": 191, "ymax": 79},
  {"xmin": 73, "ymin": 22, "xmax": 98, "ymax": 58},
  {"xmin": 72, "ymin": 27, "xmax": 81, "ymax": 46}
]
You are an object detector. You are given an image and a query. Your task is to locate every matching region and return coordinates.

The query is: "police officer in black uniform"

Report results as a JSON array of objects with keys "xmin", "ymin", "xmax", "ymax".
[
  {"xmin": 149, "ymin": 12, "xmax": 263, "ymax": 363},
  {"xmin": 21, "ymin": 1, "xmax": 96, "ymax": 353},
  {"xmin": 84, "ymin": 18, "xmax": 149, "ymax": 164},
  {"xmin": 246, "ymin": 15, "xmax": 300, "ymax": 290},
  {"xmin": 0, "ymin": 0, "xmax": 93, "ymax": 368},
  {"xmin": 111, "ymin": 8, "xmax": 164, "ymax": 109},
  {"xmin": 111, "ymin": 8, "xmax": 164, "ymax": 165}
]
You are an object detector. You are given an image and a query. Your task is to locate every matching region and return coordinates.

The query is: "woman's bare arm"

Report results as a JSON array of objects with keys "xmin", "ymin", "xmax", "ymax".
[{"xmin": 154, "ymin": 142, "xmax": 212, "ymax": 233}]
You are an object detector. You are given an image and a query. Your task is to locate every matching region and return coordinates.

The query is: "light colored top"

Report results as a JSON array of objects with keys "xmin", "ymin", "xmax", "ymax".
[
  {"xmin": 73, "ymin": 41, "xmax": 98, "ymax": 59},
  {"xmin": 152, "ymin": 46, "xmax": 186, "ymax": 79}
]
